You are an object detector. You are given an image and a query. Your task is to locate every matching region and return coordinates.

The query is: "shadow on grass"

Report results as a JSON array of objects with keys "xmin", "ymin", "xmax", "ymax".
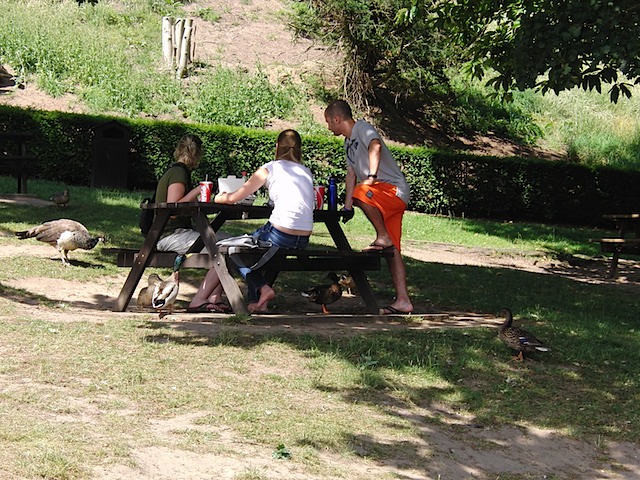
[{"xmin": 136, "ymin": 255, "xmax": 640, "ymax": 451}]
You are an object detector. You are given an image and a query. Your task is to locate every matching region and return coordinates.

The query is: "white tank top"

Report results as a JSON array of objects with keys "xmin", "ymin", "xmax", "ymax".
[{"xmin": 263, "ymin": 159, "xmax": 314, "ymax": 231}]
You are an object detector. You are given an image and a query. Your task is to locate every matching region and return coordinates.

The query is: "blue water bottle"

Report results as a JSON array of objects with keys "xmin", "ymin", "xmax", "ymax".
[{"xmin": 327, "ymin": 177, "xmax": 338, "ymax": 211}]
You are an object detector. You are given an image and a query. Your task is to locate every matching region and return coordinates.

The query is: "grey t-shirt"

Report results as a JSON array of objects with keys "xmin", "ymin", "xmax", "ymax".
[{"xmin": 344, "ymin": 120, "xmax": 410, "ymax": 204}]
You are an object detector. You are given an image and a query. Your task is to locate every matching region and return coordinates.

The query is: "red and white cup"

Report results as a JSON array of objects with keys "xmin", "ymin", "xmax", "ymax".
[
  {"xmin": 199, "ymin": 181, "xmax": 214, "ymax": 202},
  {"xmin": 313, "ymin": 186, "xmax": 325, "ymax": 210}
]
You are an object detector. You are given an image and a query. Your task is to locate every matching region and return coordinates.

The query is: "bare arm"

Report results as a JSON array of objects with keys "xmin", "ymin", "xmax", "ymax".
[
  {"xmin": 344, "ymin": 165, "xmax": 357, "ymax": 210},
  {"xmin": 215, "ymin": 167, "xmax": 268, "ymax": 204},
  {"xmin": 167, "ymin": 182, "xmax": 200, "ymax": 203},
  {"xmin": 363, "ymin": 139, "xmax": 381, "ymax": 186}
]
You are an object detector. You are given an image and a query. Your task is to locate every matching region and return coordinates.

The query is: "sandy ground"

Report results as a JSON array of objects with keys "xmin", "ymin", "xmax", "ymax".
[{"xmin": 3, "ymin": 194, "xmax": 640, "ymax": 478}]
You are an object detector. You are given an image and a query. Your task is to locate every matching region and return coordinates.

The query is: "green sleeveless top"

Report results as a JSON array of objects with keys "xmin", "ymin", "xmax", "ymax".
[{"xmin": 155, "ymin": 162, "xmax": 193, "ymax": 234}]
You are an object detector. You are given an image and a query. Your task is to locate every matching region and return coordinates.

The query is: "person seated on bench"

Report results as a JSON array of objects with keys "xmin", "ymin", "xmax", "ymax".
[
  {"xmin": 152, "ymin": 134, "xmax": 232, "ymax": 313},
  {"xmin": 190, "ymin": 129, "xmax": 315, "ymax": 313},
  {"xmin": 155, "ymin": 134, "xmax": 206, "ymax": 252}
]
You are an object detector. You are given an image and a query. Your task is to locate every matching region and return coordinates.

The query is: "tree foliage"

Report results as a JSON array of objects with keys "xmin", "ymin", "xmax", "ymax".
[
  {"xmin": 295, "ymin": 0, "xmax": 640, "ymax": 104},
  {"xmin": 290, "ymin": 0, "xmax": 457, "ymax": 109},
  {"xmin": 424, "ymin": 0, "xmax": 640, "ymax": 102}
]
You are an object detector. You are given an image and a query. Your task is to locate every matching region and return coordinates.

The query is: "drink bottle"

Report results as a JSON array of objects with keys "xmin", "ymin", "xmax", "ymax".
[{"xmin": 327, "ymin": 177, "xmax": 338, "ymax": 211}]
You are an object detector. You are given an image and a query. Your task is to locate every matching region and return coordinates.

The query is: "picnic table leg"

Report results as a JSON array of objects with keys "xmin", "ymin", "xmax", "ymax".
[
  {"xmin": 17, "ymin": 165, "xmax": 26, "ymax": 193},
  {"xmin": 18, "ymin": 139, "xmax": 28, "ymax": 193},
  {"xmin": 192, "ymin": 211, "xmax": 249, "ymax": 315},
  {"xmin": 324, "ymin": 218, "xmax": 380, "ymax": 314},
  {"xmin": 608, "ymin": 248, "xmax": 621, "ymax": 278},
  {"xmin": 114, "ymin": 211, "xmax": 169, "ymax": 312}
]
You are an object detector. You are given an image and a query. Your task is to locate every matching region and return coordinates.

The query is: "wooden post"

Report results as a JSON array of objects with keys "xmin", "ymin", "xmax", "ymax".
[
  {"xmin": 161, "ymin": 17, "xmax": 195, "ymax": 77},
  {"xmin": 173, "ymin": 18, "xmax": 184, "ymax": 70},
  {"xmin": 162, "ymin": 16, "xmax": 174, "ymax": 68},
  {"xmin": 176, "ymin": 18, "xmax": 193, "ymax": 78}
]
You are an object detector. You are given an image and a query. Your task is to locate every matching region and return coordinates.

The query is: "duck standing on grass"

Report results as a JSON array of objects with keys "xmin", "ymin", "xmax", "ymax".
[
  {"xmin": 50, "ymin": 189, "xmax": 70, "ymax": 207},
  {"xmin": 301, "ymin": 272, "xmax": 342, "ymax": 314},
  {"xmin": 152, "ymin": 254, "xmax": 189, "ymax": 317},
  {"xmin": 498, "ymin": 308, "xmax": 551, "ymax": 362}
]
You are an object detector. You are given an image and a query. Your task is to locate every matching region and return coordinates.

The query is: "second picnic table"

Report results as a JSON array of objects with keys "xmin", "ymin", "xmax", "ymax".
[{"xmin": 594, "ymin": 213, "xmax": 640, "ymax": 278}]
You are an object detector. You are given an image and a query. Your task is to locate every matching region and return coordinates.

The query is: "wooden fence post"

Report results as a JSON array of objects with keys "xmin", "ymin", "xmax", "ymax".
[
  {"xmin": 161, "ymin": 17, "xmax": 195, "ymax": 77},
  {"xmin": 176, "ymin": 18, "xmax": 193, "ymax": 78},
  {"xmin": 162, "ymin": 16, "xmax": 174, "ymax": 68}
]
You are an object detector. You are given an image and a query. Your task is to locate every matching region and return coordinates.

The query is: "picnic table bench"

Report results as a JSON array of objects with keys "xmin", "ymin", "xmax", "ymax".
[
  {"xmin": 110, "ymin": 202, "xmax": 393, "ymax": 314},
  {"xmin": 0, "ymin": 131, "xmax": 37, "ymax": 194},
  {"xmin": 590, "ymin": 213, "xmax": 640, "ymax": 278}
]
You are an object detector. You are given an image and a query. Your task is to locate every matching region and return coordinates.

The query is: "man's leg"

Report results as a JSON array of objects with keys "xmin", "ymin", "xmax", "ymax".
[
  {"xmin": 354, "ymin": 198, "xmax": 413, "ymax": 313},
  {"xmin": 353, "ymin": 198, "xmax": 393, "ymax": 248},
  {"xmin": 383, "ymin": 249, "xmax": 413, "ymax": 314}
]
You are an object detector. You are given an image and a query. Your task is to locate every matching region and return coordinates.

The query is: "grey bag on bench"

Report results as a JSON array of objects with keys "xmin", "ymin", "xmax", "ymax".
[{"xmin": 216, "ymin": 234, "xmax": 280, "ymax": 271}]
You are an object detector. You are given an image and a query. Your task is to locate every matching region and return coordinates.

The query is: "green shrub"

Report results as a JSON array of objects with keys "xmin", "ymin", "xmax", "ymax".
[
  {"xmin": 183, "ymin": 68, "xmax": 302, "ymax": 128},
  {"xmin": 3, "ymin": 105, "xmax": 640, "ymax": 228}
]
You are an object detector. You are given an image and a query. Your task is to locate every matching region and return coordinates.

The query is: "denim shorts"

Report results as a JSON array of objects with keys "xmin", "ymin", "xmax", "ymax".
[{"xmin": 254, "ymin": 222, "xmax": 309, "ymax": 250}]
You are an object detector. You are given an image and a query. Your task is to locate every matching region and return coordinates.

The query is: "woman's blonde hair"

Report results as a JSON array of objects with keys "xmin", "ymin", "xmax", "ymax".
[
  {"xmin": 275, "ymin": 129, "xmax": 302, "ymax": 163},
  {"xmin": 174, "ymin": 134, "xmax": 203, "ymax": 169}
]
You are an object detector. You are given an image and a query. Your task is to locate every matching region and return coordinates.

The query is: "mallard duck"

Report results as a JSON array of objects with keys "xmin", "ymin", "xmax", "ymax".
[
  {"xmin": 338, "ymin": 273, "xmax": 357, "ymax": 295},
  {"xmin": 301, "ymin": 272, "xmax": 342, "ymax": 314},
  {"xmin": 151, "ymin": 254, "xmax": 188, "ymax": 316},
  {"xmin": 499, "ymin": 308, "xmax": 551, "ymax": 362},
  {"xmin": 50, "ymin": 189, "xmax": 70, "ymax": 207},
  {"xmin": 15, "ymin": 219, "xmax": 103, "ymax": 266},
  {"xmin": 136, "ymin": 273, "xmax": 163, "ymax": 309}
]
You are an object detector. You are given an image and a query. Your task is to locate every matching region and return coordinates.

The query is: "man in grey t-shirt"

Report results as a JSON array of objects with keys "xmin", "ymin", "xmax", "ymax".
[{"xmin": 324, "ymin": 100, "xmax": 413, "ymax": 315}]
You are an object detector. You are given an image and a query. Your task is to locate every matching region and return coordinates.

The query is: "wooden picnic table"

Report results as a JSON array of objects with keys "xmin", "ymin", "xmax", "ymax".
[
  {"xmin": 113, "ymin": 202, "xmax": 390, "ymax": 314},
  {"xmin": 0, "ymin": 131, "xmax": 37, "ymax": 193},
  {"xmin": 595, "ymin": 213, "xmax": 640, "ymax": 278}
]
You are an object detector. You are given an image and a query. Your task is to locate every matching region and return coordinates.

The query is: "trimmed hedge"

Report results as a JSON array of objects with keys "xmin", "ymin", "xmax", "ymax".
[{"xmin": 2, "ymin": 105, "xmax": 639, "ymax": 227}]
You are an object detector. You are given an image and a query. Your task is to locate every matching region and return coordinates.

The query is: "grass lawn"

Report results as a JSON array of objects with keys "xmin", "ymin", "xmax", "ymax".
[{"xmin": 0, "ymin": 175, "xmax": 639, "ymax": 479}]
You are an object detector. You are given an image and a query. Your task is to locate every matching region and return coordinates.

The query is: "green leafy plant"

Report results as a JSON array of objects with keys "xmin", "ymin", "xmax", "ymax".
[{"xmin": 272, "ymin": 443, "xmax": 291, "ymax": 460}]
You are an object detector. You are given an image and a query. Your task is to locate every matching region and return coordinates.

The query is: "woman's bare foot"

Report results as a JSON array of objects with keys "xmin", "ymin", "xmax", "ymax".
[{"xmin": 248, "ymin": 285, "xmax": 275, "ymax": 313}]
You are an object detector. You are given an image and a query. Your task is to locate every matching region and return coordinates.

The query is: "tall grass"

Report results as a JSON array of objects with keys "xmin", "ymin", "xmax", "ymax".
[
  {"xmin": 535, "ymin": 86, "xmax": 640, "ymax": 168},
  {"xmin": 0, "ymin": 0, "xmax": 310, "ymax": 127},
  {"xmin": 2, "ymin": 1, "xmax": 640, "ymax": 168}
]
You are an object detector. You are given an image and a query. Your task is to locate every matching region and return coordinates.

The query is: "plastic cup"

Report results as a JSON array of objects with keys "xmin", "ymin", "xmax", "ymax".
[
  {"xmin": 314, "ymin": 186, "xmax": 325, "ymax": 210},
  {"xmin": 199, "ymin": 181, "xmax": 214, "ymax": 202}
]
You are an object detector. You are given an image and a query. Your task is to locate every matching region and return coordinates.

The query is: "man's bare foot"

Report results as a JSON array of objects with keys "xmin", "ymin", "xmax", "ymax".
[
  {"xmin": 249, "ymin": 285, "xmax": 275, "ymax": 313},
  {"xmin": 379, "ymin": 301, "xmax": 414, "ymax": 315}
]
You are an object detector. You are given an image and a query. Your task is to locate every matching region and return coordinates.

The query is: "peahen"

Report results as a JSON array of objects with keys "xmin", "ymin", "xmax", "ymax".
[{"xmin": 15, "ymin": 219, "xmax": 103, "ymax": 266}]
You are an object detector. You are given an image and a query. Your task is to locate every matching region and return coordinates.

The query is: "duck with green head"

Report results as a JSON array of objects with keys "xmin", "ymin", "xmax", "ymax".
[{"xmin": 152, "ymin": 254, "xmax": 189, "ymax": 316}]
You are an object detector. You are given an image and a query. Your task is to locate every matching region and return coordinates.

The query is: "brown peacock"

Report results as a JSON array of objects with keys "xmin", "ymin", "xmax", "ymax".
[
  {"xmin": 498, "ymin": 308, "xmax": 551, "ymax": 362},
  {"xmin": 50, "ymin": 189, "xmax": 70, "ymax": 207},
  {"xmin": 15, "ymin": 219, "xmax": 103, "ymax": 266}
]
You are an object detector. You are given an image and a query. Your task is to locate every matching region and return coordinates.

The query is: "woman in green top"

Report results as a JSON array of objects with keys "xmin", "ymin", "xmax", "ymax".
[
  {"xmin": 154, "ymin": 134, "xmax": 232, "ymax": 313},
  {"xmin": 155, "ymin": 134, "xmax": 206, "ymax": 253}
]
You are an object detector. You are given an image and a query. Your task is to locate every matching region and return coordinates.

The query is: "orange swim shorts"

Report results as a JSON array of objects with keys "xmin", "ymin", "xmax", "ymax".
[{"xmin": 352, "ymin": 182, "xmax": 407, "ymax": 251}]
